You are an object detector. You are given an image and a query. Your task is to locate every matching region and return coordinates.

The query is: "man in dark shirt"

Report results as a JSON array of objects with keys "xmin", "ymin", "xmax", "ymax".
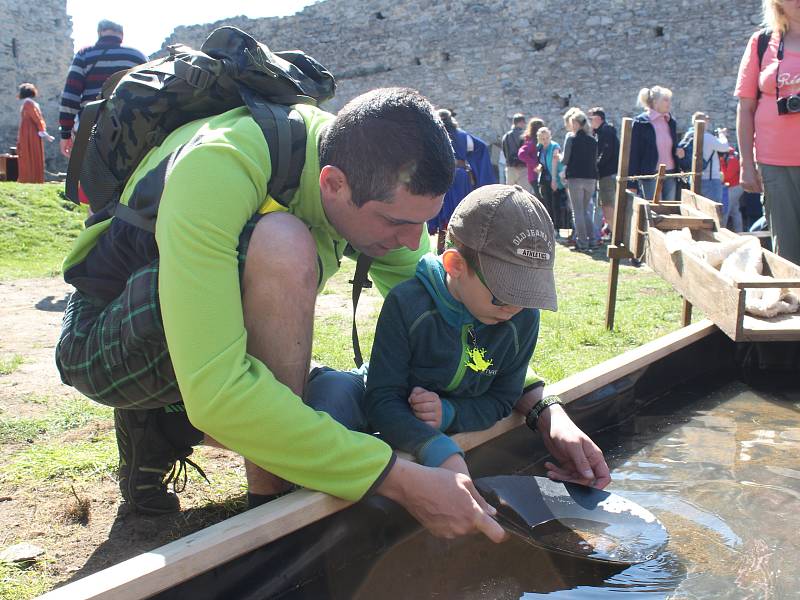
[
  {"xmin": 588, "ymin": 107, "xmax": 620, "ymax": 240},
  {"xmin": 501, "ymin": 114, "xmax": 531, "ymax": 193},
  {"xmin": 59, "ymin": 19, "xmax": 147, "ymax": 158}
]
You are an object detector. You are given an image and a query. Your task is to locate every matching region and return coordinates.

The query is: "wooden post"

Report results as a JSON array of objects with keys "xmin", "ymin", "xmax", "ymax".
[
  {"xmin": 683, "ymin": 119, "xmax": 705, "ymax": 324},
  {"xmin": 689, "ymin": 119, "xmax": 705, "ymax": 195},
  {"xmin": 652, "ymin": 164, "xmax": 666, "ymax": 203},
  {"xmin": 605, "ymin": 117, "xmax": 633, "ymax": 330}
]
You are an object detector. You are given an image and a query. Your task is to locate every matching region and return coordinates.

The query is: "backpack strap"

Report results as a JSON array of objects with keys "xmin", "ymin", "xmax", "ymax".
[
  {"xmin": 756, "ymin": 29, "xmax": 772, "ymax": 101},
  {"xmin": 350, "ymin": 253, "xmax": 374, "ymax": 368},
  {"xmin": 65, "ymin": 98, "xmax": 105, "ymax": 204},
  {"xmin": 239, "ymin": 87, "xmax": 307, "ymax": 206}
]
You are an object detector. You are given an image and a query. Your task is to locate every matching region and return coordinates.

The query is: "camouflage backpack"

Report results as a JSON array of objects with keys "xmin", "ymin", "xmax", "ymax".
[{"xmin": 65, "ymin": 26, "xmax": 336, "ymax": 219}]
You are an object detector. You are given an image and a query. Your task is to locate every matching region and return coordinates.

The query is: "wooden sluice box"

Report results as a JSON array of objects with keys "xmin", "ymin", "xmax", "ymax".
[{"xmin": 628, "ymin": 189, "xmax": 800, "ymax": 342}]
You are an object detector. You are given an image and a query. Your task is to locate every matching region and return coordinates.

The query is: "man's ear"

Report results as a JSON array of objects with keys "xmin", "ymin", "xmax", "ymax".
[
  {"xmin": 319, "ymin": 165, "xmax": 351, "ymax": 203},
  {"xmin": 442, "ymin": 248, "xmax": 468, "ymax": 278}
]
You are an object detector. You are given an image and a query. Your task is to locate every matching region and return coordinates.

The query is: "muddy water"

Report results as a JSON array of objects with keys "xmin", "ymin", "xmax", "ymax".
[{"xmin": 353, "ymin": 381, "xmax": 800, "ymax": 599}]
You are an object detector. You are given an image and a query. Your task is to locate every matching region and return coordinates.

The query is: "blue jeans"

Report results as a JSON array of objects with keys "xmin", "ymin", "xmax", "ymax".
[
  {"xmin": 700, "ymin": 178, "xmax": 724, "ymax": 204},
  {"xmin": 304, "ymin": 366, "xmax": 369, "ymax": 431}
]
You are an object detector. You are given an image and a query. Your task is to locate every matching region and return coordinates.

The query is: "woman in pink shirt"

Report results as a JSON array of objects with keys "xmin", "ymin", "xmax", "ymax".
[
  {"xmin": 627, "ymin": 85, "xmax": 685, "ymax": 201},
  {"xmin": 736, "ymin": 0, "xmax": 800, "ymax": 264},
  {"xmin": 517, "ymin": 117, "xmax": 545, "ymax": 192}
]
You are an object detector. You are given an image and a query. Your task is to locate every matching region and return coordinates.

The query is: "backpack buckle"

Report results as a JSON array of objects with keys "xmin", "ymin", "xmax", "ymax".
[{"xmin": 184, "ymin": 65, "xmax": 211, "ymax": 89}]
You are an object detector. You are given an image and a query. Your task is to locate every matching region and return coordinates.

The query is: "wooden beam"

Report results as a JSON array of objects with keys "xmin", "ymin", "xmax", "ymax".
[
  {"xmin": 734, "ymin": 278, "xmax": 800, "ymax": 289},
  {"xmin": 651, "ymin": 214, "xmax": 715, "ymax": 230},
  {"xmin": 39, "ymin": 321, "xmax": 720, "ymax": 600},
  {"xmin": 689, "ymin": 119, "xmax": 706, "ymax": 196},
  {"xmin": 681, "ymin": 299, "xmax": 693, "ymax": 327},
  {"xmin": 680, "ymin": 188, "xmax": 722, "ymax": 229},
  {"xmin": 652, "ymin": 163, "xmax": 666, "ymax": 203},
  {"xmin": 605, "ymin": 117, "xmax": 634, "ymax": 330}
]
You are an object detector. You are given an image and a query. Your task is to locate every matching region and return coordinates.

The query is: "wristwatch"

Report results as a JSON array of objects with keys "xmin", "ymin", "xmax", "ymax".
[{"xmin": 525, "ymin": 395, "xmax": 563, "ymax": 431}]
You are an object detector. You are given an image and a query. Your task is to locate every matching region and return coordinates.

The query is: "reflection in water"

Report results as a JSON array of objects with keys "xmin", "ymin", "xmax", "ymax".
[{"xmin": 354, "ymin": 381, "xmax": 800, "ymax": 599}]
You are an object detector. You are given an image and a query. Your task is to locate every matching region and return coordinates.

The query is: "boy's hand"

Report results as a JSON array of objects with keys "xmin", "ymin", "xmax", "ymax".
[
  {"xmin": 537, "ymin": 403, "xmax": 611, "ymax": 489},
  {"xmin": 409, "ymin": 386, "xmax": 442, "ymax": 428}
]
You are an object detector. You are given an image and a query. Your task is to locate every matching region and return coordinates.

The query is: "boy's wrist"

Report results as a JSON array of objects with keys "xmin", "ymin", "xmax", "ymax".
[{"xmin": 525, "ymin": 395, "xmax": 563, "ymax": 432}]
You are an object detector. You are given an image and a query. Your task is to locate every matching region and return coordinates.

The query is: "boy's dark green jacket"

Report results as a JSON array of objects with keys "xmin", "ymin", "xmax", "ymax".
[{"xmin": 364, "ymin": 254, "xmax": 540, "ymax": 467}]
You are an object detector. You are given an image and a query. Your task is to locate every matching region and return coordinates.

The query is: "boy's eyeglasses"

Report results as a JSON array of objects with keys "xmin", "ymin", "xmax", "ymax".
[
  {"xmin": 445, "ymin": 240, "xmax": 509, "ymax": 306},
  {"xmin": 472, "ymin": 265, "xmax": 509, "ymax": 307}
]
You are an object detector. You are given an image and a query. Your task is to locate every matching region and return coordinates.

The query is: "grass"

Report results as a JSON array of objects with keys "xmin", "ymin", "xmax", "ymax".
[
  {"xmin": 0, "ymin": 430, "xmax": 117, "ymax": 485},
  {"xmin": 0, "ymin": 354, "xmax": 24, "ymax": 376},
  {"xmin": 0, "ymin": 183, "xmax": 85, "ymax": 279},
  {"xmin": 0, "ymin": 397, "xmax": 111, "ymax": 445}
]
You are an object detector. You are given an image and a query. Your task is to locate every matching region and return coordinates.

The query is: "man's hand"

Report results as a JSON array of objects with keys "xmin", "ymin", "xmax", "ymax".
[
  {"xmin": 60, "ymin": 138, "xmax": 73, "ymax": 158},
  {"xmin": 439, "ymin": 453, "xmax": 470, "ymax": 477},
  {"xmin": 376, "ymin": 458, "xmax": 507, "ymax": 542},
  {"xmin": 537, "ymin": 403, "xmax": 611, "ymax": 489},
  {"xmin": 740, "ymin": 162, "xmax": 763, "ymax": 193},
  {"xmin": 676, "ymin": 147, "xmax": 686, "ymax": 160},
  {"xmin": 409, "ymin": 386, "xmax": 442, "ymax": 428}
]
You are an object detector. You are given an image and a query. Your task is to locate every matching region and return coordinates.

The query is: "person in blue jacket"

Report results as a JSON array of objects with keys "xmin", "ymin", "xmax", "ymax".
[
  {"xmin": 428, "ymin": 109, "xmax": 496, "ymax": 253},
  {"xmin": 628, "ymin": 86, "xmax": 686, "ymax": 201},
  {"xmin": 365, "ymin": 184, "xmax": 611, "ymax": 488}
]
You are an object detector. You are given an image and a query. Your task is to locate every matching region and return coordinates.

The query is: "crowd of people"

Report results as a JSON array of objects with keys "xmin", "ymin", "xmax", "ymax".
[{"xmin": 6, "ymin": 0, "xmax": 799, "ymax": 547}]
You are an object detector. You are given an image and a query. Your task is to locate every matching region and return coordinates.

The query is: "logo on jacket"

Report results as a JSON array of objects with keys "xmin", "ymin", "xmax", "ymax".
[{"xmin": 465, "ymin": 347, "xmax": 494, "ymax": 373}]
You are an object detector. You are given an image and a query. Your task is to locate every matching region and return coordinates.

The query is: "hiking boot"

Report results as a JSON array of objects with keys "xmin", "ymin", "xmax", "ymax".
[{"xmin": 115, "ymin": 408, "xmax": 207, "ymax": 515}]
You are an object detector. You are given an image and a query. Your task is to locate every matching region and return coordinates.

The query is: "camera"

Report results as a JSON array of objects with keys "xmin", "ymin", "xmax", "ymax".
[{"xmin": 777, "ymin": 94, "xmax": 800, "ymax": 115}]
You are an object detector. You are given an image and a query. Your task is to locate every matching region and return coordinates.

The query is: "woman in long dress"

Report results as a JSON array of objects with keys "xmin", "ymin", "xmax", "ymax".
[{"xmin": 17, "ymin": 83, "xmax": 54, "ymax": 183}]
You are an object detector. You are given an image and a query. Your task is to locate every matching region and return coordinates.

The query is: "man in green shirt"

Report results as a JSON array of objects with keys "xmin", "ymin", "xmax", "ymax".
[{"xmin": 56, "ymin": 88, "xmax": 506, "ymax": 542}]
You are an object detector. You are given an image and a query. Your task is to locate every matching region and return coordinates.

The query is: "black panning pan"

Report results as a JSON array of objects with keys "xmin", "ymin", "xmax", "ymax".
[{"xmin": 475, "ymin": 475, "xmax": 668, "ymax": 565}]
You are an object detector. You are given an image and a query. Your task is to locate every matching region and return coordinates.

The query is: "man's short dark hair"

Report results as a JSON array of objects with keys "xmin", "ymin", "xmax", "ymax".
[
  {"xmin": 18, "ymin": 83, "xmax": 37, "ymax": 99},
  {"xmin": 319, "ymin": 88, "xmax": 455, "ymax": 206},
  {"xmin": 512, "ymin": 113, "xmax": 526, "ymax": 126},
  {"xmin": 588, "ymin": 107, "xmax": 606, "ymax": 121},
  {"xmin": 98, "ymin": 19, "xmax": 123, "ymax": 35}
]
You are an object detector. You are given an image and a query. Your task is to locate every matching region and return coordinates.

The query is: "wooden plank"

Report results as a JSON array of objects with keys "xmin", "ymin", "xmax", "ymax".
[
  {"xmin": 607, "ymin": 245, "xmax": 633, "ymax": 260},
  {"xmin": 740, "ymin": 314, "xmax": 800, "ymax": 341},
  {"xmin": 652, "ymin": 163, "xmax": 666, "ymax": 203},
  {"xmin": 652, "ymin": 215, "xmax": 715, "ymax": 230},
  {"xmin": 734, "ymin": 278, "xmax": 800, "ymax": 289},
  {"xmin": 40, "ymin": 321, "xmax": 719, "ymax": 600},
  {"xmin": 629, "ymin": 197, "xmax": 648, "ymax": 260},
  {"xmin": 681, "ymin": 299, "xmax": 693, "ymax": 326},
  {"xmin": 646, "ymin": 227, "xmax": 741, "ymax": 339},
  {"xmin": 689, "ymin": 120, "xmax": 706, "ymax": 196},
  {"xmin": 39, "ymin": 492, "xmax": 352, "ymax": 600},
  {"xmin": 762, "ymin": 250, "xmax": 800, "ymax": 281},
  {"xmin": 605, "ymin": 118, "xmax": 634, "ymax": 330},
  {"xmin": 680, "ymin": 188, "xmax": 722, "ymax": 229}
]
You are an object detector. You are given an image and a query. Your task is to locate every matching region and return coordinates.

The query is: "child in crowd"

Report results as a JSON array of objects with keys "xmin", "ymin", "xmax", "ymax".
[{"xmin": 362, "ymin": 184, "xmax": 610, "ymax": 485}]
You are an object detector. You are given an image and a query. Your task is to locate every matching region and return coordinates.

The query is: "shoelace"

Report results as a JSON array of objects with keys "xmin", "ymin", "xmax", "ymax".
[{"xmin": 163, "ymin": 455, "xmax": 210, "ymax": 494}]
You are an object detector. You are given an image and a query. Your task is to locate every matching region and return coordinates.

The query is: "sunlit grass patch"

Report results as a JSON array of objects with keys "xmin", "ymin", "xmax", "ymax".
[{"xmin": 0, "ymin": 354, "xmax": 24, "ymax": 376}]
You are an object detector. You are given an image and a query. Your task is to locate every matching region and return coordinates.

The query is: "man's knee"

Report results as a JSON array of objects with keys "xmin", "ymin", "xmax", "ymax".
[{"xmin": 243, "ymin": 212, "xmax": 318, "ymax": 294}]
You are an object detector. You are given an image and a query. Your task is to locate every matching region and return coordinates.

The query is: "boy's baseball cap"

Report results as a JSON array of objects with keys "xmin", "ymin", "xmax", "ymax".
[{"xmin": 448, "ymin": 184, "xmax": 557, "ymax": 311}]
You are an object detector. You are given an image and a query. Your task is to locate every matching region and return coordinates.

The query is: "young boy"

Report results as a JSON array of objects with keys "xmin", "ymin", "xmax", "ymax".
[{"xmin": 363, "ymin": 184, "xmax": 609, "ymax": 484}]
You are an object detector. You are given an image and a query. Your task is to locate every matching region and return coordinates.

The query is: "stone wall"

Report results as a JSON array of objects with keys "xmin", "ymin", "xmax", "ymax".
[
  {"xmin": 163, "ymin": 0, "xmax": 762, "ymax": 161},
  {"xmin": 0, "ymin": 0, "xmax": 73, "ymax": 174}
]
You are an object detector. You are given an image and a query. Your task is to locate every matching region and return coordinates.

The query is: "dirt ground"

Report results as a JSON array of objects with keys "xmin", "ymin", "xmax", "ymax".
[{"xmin": 0, "ymin": 276, "xmax": 377, "ymax": 594}]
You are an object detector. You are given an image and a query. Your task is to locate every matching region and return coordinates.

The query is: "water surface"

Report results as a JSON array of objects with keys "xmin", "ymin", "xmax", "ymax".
[{"xmin": 353, "ymin": 381, "xmax": 800, "ymax": 599}]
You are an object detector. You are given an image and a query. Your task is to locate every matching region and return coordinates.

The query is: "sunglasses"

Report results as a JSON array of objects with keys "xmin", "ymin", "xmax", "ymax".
[
  {"xmin": 446, "ymin": 240, "xmax": 509, "ymax": 306},
  {"xmin": 472, "ymin": 264, "xmax": 509, "ymax": 307}
]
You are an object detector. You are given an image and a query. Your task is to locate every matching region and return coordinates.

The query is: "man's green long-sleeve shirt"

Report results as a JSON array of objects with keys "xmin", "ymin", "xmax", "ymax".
[{"xmin": 63, "ymin": 105, "xmax": 429, "ymax": 500}]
